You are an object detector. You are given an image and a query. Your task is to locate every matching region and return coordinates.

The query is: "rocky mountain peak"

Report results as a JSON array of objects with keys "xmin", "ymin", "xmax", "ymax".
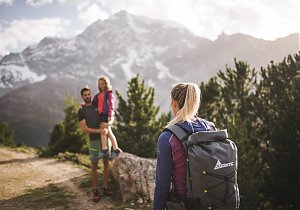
[
  {"xmin": 0, "ymin": 11, "xmax": 299, "ymax": 146},
  {"xmin": 37, "ymin": 37, "xmax": 59, "ymax": 47},
  {"xmin": 0, "ymin": 53, "xmax": 22, "ymax": 65}
]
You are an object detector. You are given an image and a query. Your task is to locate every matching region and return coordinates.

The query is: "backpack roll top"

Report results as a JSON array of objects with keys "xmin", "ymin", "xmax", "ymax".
[{"xmin": 187, "ymin": 130, "xmax": 228, "ymax": 144}]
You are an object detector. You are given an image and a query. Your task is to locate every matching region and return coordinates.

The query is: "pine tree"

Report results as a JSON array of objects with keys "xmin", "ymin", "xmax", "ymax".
[
  {"xmin": 48, "ymin": 96, "xmax": 88, "ymax": 155},
  {"xmin": 62, "ymin": 96, "xmax": 88, "ymax": 153},
  {"xmin": 0, "ymin": 122, "xmax": 15, "ymax": 147},
  {"xmin": 48, "ymin": 122, "xmax": 65, "ymax": 154},
  {"xmin": 217, "ymin": 59, "xmax": 257, "ymax": 127},
  {"xmin": 114, "ymin": 75, "xmax": 168, "ymax": 158},
  {"xmin": 199, "ymin": 76, "xmax": 222, "ymax": 122},
  {"xmin": 256, "ymin": 53, "xmax": 300, "ymax": 209}
]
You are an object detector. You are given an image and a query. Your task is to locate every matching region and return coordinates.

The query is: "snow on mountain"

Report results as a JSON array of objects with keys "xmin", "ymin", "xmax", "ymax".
[
  {"xmin": 0, "ymin": 64, "xmax": 46, "ymax": 88},
  {"xmin": 155, "ymin": 61, "xmax": 179, "ymax": 81},
  {"xmin": 0, "ymin": 53, "xmax": 46, "ymax": 89}
]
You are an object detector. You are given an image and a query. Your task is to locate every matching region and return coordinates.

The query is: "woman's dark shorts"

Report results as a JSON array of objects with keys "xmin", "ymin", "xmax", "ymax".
[{"xmin": 99, "ymin": 113, "xmax": 109, "ymax": 122}]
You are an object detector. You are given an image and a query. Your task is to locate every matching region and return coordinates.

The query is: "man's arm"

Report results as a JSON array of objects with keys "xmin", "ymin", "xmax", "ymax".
[{"xmin": 79, "ymin": 119, "xmax": 100, "ymax": 134}]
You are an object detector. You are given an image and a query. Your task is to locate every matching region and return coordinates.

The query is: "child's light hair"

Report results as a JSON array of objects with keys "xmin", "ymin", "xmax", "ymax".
[
  {"xmin": 166, "ymin": 83, "xmax": 201, "ymax": 127},
  {"xmin": 98, "ymin": 75, "xmax": 112, "ymax": 92}
]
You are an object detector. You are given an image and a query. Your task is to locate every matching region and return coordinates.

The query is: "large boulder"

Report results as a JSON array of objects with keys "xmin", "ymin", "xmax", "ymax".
[{"xmin": 111, "ymin": 152, "xmax": 156, "ymax": 204}]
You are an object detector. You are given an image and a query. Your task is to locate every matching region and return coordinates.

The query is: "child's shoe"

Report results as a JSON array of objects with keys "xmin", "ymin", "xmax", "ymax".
[
  {"xmin": 98, "ymin": 149, "xmax": 109, "ymax": 159},
  {"xmin": 110, "ymin": 148, "xmax": 121, "ymax": 159}
]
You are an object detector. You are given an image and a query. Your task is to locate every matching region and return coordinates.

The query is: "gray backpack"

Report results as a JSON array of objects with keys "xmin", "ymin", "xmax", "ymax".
[{"xmin": 166, "ymin": 124, "xmax": 240, "ymax": 210}]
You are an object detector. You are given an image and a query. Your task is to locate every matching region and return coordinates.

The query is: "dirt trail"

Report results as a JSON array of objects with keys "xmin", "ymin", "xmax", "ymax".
[{"xmin": 0, "ymin": 147, "xmax": 127, "ymax": 210}]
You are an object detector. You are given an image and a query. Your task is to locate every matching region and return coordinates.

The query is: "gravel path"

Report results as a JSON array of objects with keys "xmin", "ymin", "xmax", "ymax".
[{"xmin": 0, "ymin": 147, "xmax": 121, "ymax": 210}]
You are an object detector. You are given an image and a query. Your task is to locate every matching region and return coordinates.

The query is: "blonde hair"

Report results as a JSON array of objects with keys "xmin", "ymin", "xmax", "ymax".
[
  {"xmin": 98, "ymin": 75, "xmax": 112, "ymax": 92},
  {"xmin": 166, "ymin": 83, "xmax": 201, "ymax": 127}
]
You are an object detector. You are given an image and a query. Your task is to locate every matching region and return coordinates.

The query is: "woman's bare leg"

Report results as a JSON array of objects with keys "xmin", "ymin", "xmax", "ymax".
[
  {"xmin": 107, "ymin": 126, "xmax": 118, "ymax": 150},
  {"xmin": 100, "ymin": 123, "xmax": 108, "ymax": 150}
]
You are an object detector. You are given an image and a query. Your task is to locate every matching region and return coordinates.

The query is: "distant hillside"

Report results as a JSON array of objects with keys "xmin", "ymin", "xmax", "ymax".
[{"xmin": 0, "ymin": 77, "xmax": 84, "ymax": 146}]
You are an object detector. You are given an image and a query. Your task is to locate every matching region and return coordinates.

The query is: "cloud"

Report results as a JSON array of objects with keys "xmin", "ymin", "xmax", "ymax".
[
  {"xmin": 0, "ymin": 0, "xmax": 13, "ymax": 6},
  {"xmin": 58, "ymin": 0, "xmax": 111, "ymax": 26},
  {"xmin": 59, "ymin": 0, "xmax": 299, "ymax": 40},
  {"xmin": 188, "ymin": 0, "xmax": 299, "ymax": 40},
  {"xmin": 26, "ymin": 0, "xmax": 53, "ymax": 7},
  {"xmin": 0, "ymin": 18, "xmax": 70, "ymax": 55},
  {"xmin": 78, "ymin": 3, "xmax": 109, "ymax": 26},
  {"xmin": 57, "ymin": 0, "xmax": 92, "ymax": 10}
]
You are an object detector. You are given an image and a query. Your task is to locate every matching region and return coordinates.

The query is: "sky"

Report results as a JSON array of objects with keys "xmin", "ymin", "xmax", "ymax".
[{"xmin": 0, "ymin": 0, "xmax": 299, "ymax": 55}]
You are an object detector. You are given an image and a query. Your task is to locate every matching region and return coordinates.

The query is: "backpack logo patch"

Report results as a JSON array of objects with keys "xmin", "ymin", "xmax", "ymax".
[{"xmin": 214, "ymin": 160, "xmax": 234, "ymax": 170}]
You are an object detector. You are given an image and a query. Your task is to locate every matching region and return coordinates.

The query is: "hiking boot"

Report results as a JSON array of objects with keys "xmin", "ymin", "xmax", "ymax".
[
  {"xmin": 92, "ymin": 189, "xmax": 101, "ymax": 202},
  {"xmin": 103, "ymin": 187, "xmax": 113, "ymax": 196},
  {"xmin": 98, "ymin": 149, "xmax": 109, "ymax": 159},
  {"xmin": 110, "ymin": 148, "xmax": 121, "ymax": 159}
]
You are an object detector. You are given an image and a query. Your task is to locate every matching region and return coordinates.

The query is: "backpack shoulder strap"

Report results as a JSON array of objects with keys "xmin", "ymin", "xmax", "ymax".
[{"xmin": 164, "ymin": 124, "xmax": 190, "ymax": 143}]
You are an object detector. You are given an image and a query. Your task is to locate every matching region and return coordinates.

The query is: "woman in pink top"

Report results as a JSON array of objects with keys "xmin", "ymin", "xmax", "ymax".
[{"xmin": 92, "ymin": 75, "xmax": 121, "ymax": 159}]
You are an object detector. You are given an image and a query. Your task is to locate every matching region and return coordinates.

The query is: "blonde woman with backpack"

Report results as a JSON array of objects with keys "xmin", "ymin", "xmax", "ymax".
[{"xmin": 153, "ymin": 83, "xmax": 215, "ymax": 210}]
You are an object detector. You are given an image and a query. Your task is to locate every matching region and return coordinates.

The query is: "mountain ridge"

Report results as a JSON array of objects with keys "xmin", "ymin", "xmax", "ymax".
[{"xmin": 0, "ymin": 10, "xmax": 298, "ymax": 146}]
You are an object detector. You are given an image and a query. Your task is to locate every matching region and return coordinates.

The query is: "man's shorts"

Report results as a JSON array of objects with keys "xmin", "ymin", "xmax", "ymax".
[
  {"xmin": 99, "ymin": 113, "xmax": 109, "ymax": 123},
  {"xmin": 89, "ymin": 139, "xmax": 100, "ymax": 163},
  {"xmin": 89, "ymin": 139, "xmax": 111, "ymax": 163}
]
